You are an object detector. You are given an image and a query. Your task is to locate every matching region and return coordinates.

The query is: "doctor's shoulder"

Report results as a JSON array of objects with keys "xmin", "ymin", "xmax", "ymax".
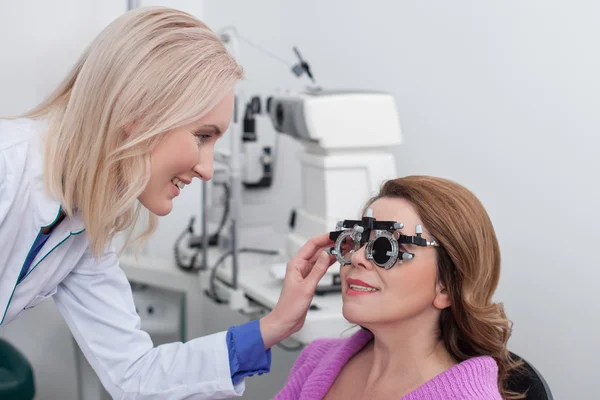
[
  {"xmin": 0, "ymin": 116, "xmax": 61, "ymax": 238},
  {"xmin": 0, "ymin": 118, "xmax": 44, "ymax": 150},
  {"xmin": 0, "ymin": 117, "xmax": 50, "ymax": 205}
]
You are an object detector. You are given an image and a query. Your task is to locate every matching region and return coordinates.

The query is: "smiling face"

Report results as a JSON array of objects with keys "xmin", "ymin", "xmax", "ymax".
[
  {"xmin": 137, "ymin": 90, "xmax": 234, "ymax": 216},
  {"xmin": 340, "ymin": 197, "xmax": 451, "ymax": 329}
]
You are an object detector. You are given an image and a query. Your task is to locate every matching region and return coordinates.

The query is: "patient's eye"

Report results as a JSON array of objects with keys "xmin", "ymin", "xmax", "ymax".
[
  {"xmin": 371, "ymin": 236, "xmax": 393, "ymax": 265},
  {"xmin": 339, "ymin": 235, "xmax": 355, "ymax": 257}
]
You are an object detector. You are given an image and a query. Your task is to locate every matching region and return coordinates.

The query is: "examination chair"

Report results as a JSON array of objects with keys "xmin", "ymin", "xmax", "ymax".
[
  {"xmin": 0, "ymin": 338, "xmax": 35, "ymax": 399},
  {"xmin": 507, "ymin": 352, "xmax": 553, "ymax": 400}
]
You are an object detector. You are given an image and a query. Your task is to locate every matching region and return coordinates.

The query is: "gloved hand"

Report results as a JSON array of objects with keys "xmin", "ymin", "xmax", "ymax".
[{"xmin": 259, "ymin": 234, "xmax": 335, "ymax": 349}]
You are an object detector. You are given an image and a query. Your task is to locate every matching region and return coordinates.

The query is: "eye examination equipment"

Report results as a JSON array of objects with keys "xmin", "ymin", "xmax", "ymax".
[
  {"xmin": 266, "ymin": 89, "xmax": 402, "ymax": 257},
  {"xmin": 196, "ymin": 87, "xmax": 404, "ymax": 342},
  {"xmin": 328, "ymin": 208, "xmax": 439, "ymax": 270},
  {"xmin": 170, "ymin": 27, "xmax": 404, "ymax": 344}
]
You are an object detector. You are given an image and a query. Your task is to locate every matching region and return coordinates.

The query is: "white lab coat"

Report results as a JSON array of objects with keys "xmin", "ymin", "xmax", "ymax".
[{"xmin": 0, "ymin": 118, "xmax": 244, "ymax": 399}]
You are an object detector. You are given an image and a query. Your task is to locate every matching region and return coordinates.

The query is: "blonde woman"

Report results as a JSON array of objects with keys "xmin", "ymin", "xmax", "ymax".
[{"xmin": 0, "ymin": 7, "xmax": 335, "ymax": 399}]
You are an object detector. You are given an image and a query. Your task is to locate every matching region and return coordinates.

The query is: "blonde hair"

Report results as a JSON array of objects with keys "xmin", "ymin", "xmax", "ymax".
[
  {"xmin": 365, "ymin": 176, "xmax": 524, "ymax": 399},
  {"xmin": 21, "ymin": 7, "xmax": 243, "ymax": 256}
]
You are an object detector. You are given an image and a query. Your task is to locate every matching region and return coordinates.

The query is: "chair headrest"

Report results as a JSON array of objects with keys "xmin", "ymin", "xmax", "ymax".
[{"xmin": 506, "ymin": 352, "xmax": 553, "ymax": 400}]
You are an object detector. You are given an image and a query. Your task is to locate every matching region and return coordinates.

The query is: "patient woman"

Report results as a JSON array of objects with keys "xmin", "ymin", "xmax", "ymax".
[{"xmin": 275, "ymin": 176, "xmax": 523, "ymax": 399}]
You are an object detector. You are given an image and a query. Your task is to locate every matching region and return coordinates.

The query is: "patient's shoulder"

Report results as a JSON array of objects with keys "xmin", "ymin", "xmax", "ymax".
[
  {"xmin": 292, "ymin": 329, "xmax": 373, "ymax": 372},
  {"xmin": 305, "ymin": 336, "xmax": 347, "ymax": 354},
  {"xmin": 292, "ymin": 337, "xmax": 344, "ymax": 369}
]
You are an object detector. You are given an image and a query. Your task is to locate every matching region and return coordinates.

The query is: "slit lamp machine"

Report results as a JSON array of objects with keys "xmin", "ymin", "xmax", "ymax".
[{"xmin": 183, "ymin": 27, "xmax": 404, "ymax": 344}]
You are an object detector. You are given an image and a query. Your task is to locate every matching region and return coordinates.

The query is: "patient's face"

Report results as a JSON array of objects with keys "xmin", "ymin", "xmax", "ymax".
[{"xmin": 341, "ymin": 197, "xmax": 447, "ymax": 328}]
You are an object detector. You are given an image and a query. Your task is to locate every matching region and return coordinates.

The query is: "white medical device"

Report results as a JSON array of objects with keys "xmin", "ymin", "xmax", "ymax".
[
  {"xmin": 204, "ymin": 89, "xmax": 405, "ymax": 341},
  {"xmin": 266, "ymin": 89, "xmax": 403, "ymax": 259},
  {"xmin": 196, "ymin": 27, "xmax": 405, "ymax": 343}
]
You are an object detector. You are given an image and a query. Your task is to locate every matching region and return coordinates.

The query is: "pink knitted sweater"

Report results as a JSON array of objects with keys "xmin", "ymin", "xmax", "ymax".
[{"xmin": 274, "ymin": 329, "xmax": 501, "ymax": 399}]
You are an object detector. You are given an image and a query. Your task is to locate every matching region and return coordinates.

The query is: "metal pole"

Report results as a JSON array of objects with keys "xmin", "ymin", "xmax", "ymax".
[
  {"xmin": 230, "ymin": 96, "xmax": 240, "ymax": 290},
  {"xmin": 201, "ymin": 181, "xmax": 209, "ymax": 270},
  {"xmin": 219, "ymin": 28, "xmax": 241, "ymax": 290},
  {"xmin": 127, "ymin": 0, "xmax": 140, "ymax": 11}
]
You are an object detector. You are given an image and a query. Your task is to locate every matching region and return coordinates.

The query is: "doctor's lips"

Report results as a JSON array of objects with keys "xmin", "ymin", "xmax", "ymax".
[
  {"xmin": 346, "ymin": 278, "xmax": 380, "ymax": 294},
  {"xmin": 171, "ymin": 177, "xmax": 189, "ymax": 190}
]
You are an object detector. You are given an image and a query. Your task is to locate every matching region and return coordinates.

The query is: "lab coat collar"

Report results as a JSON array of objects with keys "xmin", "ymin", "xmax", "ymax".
[
  {"xmin": 36, "ymin": 192, "xmax": 85, "ymax": 235},
  {"xmin": 31, "ymin": 120, "xmax": 84, "ymax": 234},
  {"xmin": 31, "ymin": 154, "xmax": 84, "ymax": 234}
]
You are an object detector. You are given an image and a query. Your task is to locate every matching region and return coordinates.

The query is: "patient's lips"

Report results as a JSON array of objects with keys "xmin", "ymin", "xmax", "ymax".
[{"xmin": 346, "ymin": 278, "xmax": 380, "ymax": 296}]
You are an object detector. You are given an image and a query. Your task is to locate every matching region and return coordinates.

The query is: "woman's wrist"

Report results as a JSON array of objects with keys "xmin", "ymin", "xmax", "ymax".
[{"xmin": 259, "ymin": 312, "xmax": 290, "ymax": 350}]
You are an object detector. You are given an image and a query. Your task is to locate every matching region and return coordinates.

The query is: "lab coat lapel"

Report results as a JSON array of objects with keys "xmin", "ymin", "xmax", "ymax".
[{"xmin": 29, "ymin": 213, "xmax": 86, "ymax": 271}]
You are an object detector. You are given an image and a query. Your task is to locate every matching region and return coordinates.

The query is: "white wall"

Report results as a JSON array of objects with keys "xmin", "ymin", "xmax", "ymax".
[{"xmin": 202, "ymin": 0, "xmax": 600, "ymax": 399}]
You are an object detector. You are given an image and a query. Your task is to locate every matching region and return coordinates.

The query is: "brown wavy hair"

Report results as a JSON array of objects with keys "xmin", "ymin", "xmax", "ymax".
[{"xmin": 364, "ymin": 175, "xmax": 524, "ymax": 399}]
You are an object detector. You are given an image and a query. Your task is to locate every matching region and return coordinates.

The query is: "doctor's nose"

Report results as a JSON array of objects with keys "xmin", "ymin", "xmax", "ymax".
[{"xmin": 193, "ymin": 160, "xmax": 214, "ymax": 181}]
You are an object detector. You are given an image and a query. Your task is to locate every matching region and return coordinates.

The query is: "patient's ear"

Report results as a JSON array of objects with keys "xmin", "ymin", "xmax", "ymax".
[{"xmin": 433, "ymin": 283, "xmax": 451, "ymax": 310}]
